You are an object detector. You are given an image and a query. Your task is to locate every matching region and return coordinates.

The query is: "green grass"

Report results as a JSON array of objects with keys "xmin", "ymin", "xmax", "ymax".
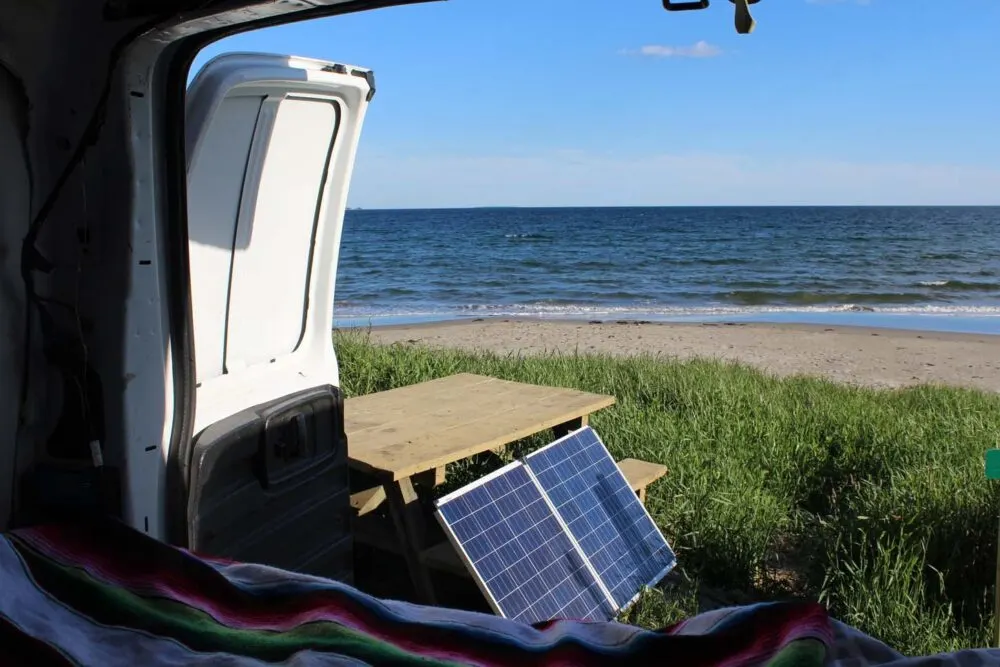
[{"xmin": 336, "ymin": 330, "xmax": 1000, "ymax": 655}]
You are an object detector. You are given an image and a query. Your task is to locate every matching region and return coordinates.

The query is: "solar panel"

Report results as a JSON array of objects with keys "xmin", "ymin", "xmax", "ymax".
[
  {"xmin": 435, "ymin": 461, "xmax": 617, "ymax": 624},
  {"xmin": 525, "ymin": 428, "xmax": 677, "ymax": 609}
]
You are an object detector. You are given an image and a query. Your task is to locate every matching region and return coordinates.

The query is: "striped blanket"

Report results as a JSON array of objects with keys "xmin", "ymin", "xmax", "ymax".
[{"xmin": 0, "ymin": 520, "xmax": 993, "ymax": 666}]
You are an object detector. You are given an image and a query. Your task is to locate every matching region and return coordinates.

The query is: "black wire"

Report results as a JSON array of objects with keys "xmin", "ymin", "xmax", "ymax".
[
  {"xmin": 11, "ymin": 12, "xmax": 171, "ymax": 525},
  {"xmin": 35, "ymin": 295, "xmax": 79, "ymax": 313}
]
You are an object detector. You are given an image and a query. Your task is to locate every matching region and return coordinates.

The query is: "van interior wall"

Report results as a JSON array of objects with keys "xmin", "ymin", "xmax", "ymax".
[
  {"xmin": 0, "ymin": 65, "xmax": 30, "ymax": 529},
  {"xmin": 0, "ymin": 2, "xmax": 143, "ymax": 529}
]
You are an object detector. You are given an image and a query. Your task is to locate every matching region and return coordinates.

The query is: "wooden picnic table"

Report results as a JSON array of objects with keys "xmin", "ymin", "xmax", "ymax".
[{"xmin": 345, "ymin": 373, "xmax": 616, "ymax": 604}]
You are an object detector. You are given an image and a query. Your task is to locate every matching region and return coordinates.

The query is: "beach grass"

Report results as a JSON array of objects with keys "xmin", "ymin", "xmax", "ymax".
[{"xmin": 335, "ymin": 329, "xmax": 1000, "ymax": 655}]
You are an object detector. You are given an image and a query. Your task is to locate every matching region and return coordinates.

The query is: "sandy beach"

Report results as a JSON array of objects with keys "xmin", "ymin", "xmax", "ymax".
[{"xmin": 360, "ymin": 319, "xmax": 1000, "ymax": 392}]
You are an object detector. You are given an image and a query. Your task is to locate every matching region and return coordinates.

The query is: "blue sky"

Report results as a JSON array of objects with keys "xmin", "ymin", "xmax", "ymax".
[{"xmin": 194, "ymin": 0, "xmax": 1000, "ymax": 208}]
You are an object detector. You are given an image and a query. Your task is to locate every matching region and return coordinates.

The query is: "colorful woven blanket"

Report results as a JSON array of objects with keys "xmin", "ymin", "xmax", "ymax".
[{"xmin": 0, "ymin": 520, "xmax": 992, "ymax": 666}]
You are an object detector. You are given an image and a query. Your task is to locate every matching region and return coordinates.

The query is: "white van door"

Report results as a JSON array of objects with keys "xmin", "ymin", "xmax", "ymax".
[{"xmin": 179, "ymin": 52, "xmax": 372, "ymax": 579}]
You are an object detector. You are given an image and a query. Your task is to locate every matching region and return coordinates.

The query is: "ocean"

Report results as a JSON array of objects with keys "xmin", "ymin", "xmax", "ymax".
[{"xmin": 335, "ymin": 206, "xmax": 1000, "ymax": 334}]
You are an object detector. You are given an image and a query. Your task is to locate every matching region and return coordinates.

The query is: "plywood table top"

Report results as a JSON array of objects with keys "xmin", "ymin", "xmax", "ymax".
[{"xmin": 345, "ymin": 373, "xmax": 616, "ymax": 480}]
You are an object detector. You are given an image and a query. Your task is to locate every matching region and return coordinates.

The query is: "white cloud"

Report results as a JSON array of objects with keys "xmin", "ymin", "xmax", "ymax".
[
  {"xmin": 348, "ymin": 150, "xmax": 1000, "ymax": 209},
  {"xmin": 623, "ymin": 41, "xmax": 723, "ymax": 58}
]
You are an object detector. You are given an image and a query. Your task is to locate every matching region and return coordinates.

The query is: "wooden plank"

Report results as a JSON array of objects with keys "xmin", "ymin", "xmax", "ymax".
[
  {"xmin": 618, "ymin": 458, "xmax": 669, "ymax": 492},
  {"xmin": 350, "ymin": 487, "xmax": 386, "ymax": 516},
  {"xmin": 347, "ymin": 375, "xmax": 615, "ymax": 480},
  {"xmin": 345, "ymin": 374, "xmax": 494, "ymax": 431},
  {"xmin": 348, "ymin": 381, "xmax": 537, "ymax": 467},
  {"xmin": 383, "ymin": 478, "xmax": 437, "ymax": 604},
  {"xmin": 357, "ymin": 390, "xmax": 613, "ymax": 479},
  {"xmin": 413, "ymin": 466, "xmax": 447, "ymax": 489},
  {"xmin": 346, "ymin": 374, "xmax": 586, "ymax": 436},
  {"xmin": 346, "ymin": 377, "xmax": 532, "ymax": 443}
]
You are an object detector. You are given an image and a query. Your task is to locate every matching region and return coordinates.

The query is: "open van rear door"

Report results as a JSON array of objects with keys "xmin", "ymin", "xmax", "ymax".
[{"xmin": 179, "ymin": 53, "xmax": 372, "ymax": 580}]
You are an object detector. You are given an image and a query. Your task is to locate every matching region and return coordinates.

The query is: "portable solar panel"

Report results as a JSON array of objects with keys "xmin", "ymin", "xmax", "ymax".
[
  {"xmin": 435, "ymin": 426, "xmax": 675, "ymax": 622},
  {"xmin": 525, "ymin": 428, "xmax": 677, "ymax": 609},
  {"xmin": 435, "ymin": 461, "xmax": 617, "ymax": 624}
]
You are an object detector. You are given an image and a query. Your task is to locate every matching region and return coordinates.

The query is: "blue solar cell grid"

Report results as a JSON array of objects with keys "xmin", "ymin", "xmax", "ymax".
[
  {"xmin": 436, "ymin": 462, "xmax": 616, "ymax": 623},
  {"xmin": 526, "ymin": 427, "xmax": 676, "ymax": 609}
]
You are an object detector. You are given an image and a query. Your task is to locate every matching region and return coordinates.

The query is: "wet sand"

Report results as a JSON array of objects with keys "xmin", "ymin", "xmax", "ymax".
[{"xmin": 357, "ymin": 319, "xmax": 1000, "ymax": 392}]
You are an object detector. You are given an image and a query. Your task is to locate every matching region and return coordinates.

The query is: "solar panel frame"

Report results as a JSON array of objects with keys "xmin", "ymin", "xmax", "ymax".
[
  {"xmin": 525, "ymin": 427, "xmax": 677, "ymax": 611},
  {"xmin": 434, "ymin": 460, "xmax": 617, "ymax": 623}
]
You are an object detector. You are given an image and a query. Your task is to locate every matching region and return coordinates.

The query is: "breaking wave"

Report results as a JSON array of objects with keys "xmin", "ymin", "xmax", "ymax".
[
  {"xmin": 335, "ymin": 302, "xmax": 1000, "ymax": 319},
  {"xmin": 504, "ymin": 233, "xmax": 552, "ymax": 240},
  {"xmin": 916, "ymin": 280, "xmax": 1000, "ymax": 291}
]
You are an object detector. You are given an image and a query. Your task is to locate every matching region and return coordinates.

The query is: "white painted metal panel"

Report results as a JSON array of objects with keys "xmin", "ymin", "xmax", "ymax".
[
  {"xmin": 185, "ymin": 53, "xmax": 372, "ymax": 434},
  {"xmin": 186, "ymin": 94, "xmax": 263, "ymax": 382},
  {"xmin": 224, "ymin": 96, "xmax": 339, "ymax": 371}
]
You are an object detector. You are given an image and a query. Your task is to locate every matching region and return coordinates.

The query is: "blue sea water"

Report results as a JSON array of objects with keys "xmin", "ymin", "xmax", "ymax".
[{"xmin": 335, "ymin": 206, "xmax": 1000, "ymax": 334}]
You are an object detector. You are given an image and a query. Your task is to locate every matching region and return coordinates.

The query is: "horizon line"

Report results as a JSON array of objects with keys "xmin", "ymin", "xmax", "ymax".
[{"xmin": 346, "ymin": 204, "xmax": 1000, "ymax": 211}]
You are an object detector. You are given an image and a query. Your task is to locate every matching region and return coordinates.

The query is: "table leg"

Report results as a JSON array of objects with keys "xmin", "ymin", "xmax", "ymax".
[
  {"xmin": 553, "ymin": 414, "xmax": 588, "ymax": 440},
  {"xmin": 383, "ymin": 477, "xmax": 437, "ymax": 605},
  {"xmin": 413, "ymin": 466, "xmax": 447, "ymax": 489}
]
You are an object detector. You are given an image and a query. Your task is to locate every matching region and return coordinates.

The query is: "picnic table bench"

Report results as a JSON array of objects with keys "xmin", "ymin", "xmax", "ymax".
[{"xmin": 344, "ymin": 373, "xmax": 667, "ymax": 604}]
